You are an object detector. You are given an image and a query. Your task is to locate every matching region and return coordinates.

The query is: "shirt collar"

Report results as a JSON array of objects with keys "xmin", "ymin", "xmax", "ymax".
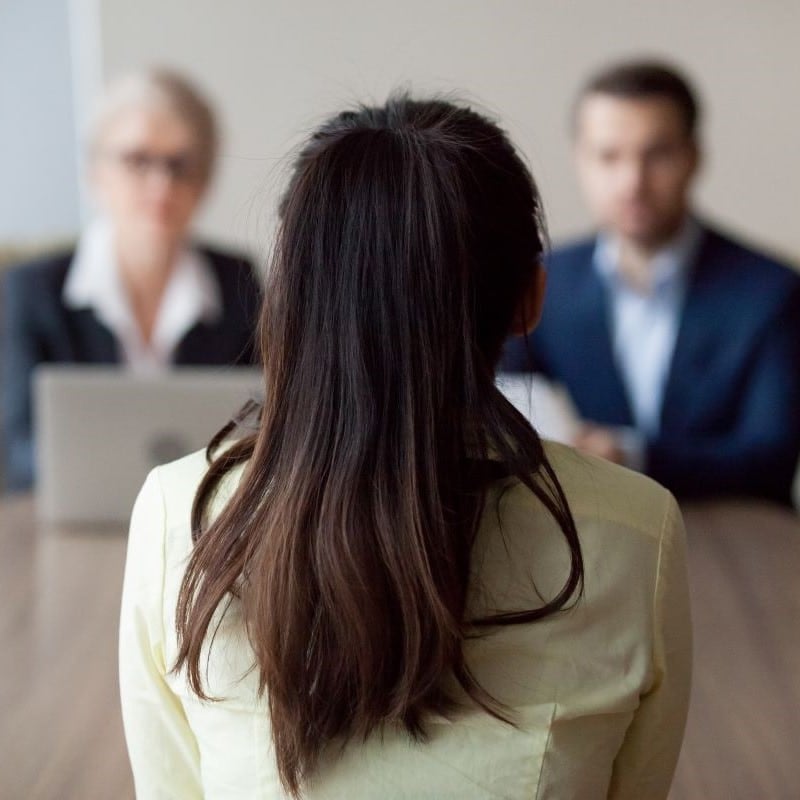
[
  {"xmin": 63, "ymin": 217, "xmax": 222, "ymax": 366},
  {"xmin": 593, "ymin": 215, "xmax": 703, "ymax": 292}
]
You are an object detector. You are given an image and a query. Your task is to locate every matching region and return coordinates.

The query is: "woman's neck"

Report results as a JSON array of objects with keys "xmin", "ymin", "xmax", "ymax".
[{"xmin": 115, "ymin": 235, "xmax": 180, "ymax": 345}]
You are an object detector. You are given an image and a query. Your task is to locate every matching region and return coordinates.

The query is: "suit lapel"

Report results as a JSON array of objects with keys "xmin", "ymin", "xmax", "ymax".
[
  {"xmin": 660, "ymin": 227, "xmax": 719, "ymax": 431},
  {"xmin": 174, "ymin": 322, "xmax": 215, "ymax": 364},
  {"xmin": 175, "ymin": 320, "xmax": 243, "ymax": 365},
  {"xmin": 65, "ymin": 308, "xmax": 119, "ymax": 363},
  {"xmin": 574, "ymin": 260, "xmax": 634, "ymax": 426}
]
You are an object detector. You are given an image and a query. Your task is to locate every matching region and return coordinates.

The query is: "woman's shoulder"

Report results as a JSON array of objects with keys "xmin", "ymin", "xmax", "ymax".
[
  {"xmin": 541, "ymin": 439, "xmax": 678, "ymax": 540},
  {"xmin": 149, "ymin": 439, "xmax": 678, "ymax": 542},
  {"xmin": 148, "ymin": 444, "xmax": 246, "ymax": 541},
  {"xmin": 475, "ymin": 440, "xmax": 679, "ymax": 608},
  {"xmin": 4, "ymin": 249, "xmax": 75, "ymax": 296},
  {"xmin": 151, "ymin": 446, "xmax": 212, "ymax": 505}
]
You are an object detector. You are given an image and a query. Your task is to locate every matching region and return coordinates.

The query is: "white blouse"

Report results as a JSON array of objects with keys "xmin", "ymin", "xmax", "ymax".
[{"xmin": 63, "ymin": 218, "xmax": 222, "ymax": 372}]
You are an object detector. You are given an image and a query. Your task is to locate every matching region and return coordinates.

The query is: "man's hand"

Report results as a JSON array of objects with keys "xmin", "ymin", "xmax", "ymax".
[{"xmin": 572, "ymin": 424, "xmax": 627, "ymax": 465}]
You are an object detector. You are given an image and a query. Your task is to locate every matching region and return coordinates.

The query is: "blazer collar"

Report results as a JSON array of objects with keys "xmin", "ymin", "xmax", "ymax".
[{"xmin": 63, "ymin": 218, "xmax": 222, "ymax": 369}]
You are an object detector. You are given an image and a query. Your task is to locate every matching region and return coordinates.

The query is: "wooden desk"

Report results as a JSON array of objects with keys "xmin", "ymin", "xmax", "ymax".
[
  {"xmin": 0, "ymin": 496, "xmax": 798, "ymax": 799},
  {"xmin": 671, "ymin": 501, "xmax": 800, "ymax": 800},
  {"xmin": 0, "ymin": 496, "xmax": 133, "ymax": 800}
]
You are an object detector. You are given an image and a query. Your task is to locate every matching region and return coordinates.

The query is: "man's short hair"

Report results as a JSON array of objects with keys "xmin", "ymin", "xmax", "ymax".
[{"xmin": 575, "ymin": 59, "xmax": 700, "ymax": 138}]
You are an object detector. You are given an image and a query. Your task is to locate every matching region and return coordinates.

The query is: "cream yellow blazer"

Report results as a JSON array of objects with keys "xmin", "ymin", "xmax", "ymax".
[{"xmin": 119, "ymin": 441, "xmax": 691, "ymax": 799}]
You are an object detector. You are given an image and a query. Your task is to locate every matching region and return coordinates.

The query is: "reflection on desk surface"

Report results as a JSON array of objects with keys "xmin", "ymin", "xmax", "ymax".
[{"xmin": 0, "ymin": 495, "xmax": 798, "ymax": 800}]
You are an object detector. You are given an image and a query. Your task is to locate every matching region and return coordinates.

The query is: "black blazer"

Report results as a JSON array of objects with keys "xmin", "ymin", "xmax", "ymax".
[
  {"xmin": 502, "ymin": 223, "xmax": 800, "ymax": 505},
  {"xmin": 1, "ymin": 245, "xmax": 261, "ymax": 490}
]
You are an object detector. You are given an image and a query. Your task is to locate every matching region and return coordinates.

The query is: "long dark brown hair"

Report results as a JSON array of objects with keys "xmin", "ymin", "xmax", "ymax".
[{"xmin": 174, "ymin": 94, "xmax": 583, "ymax": 796}]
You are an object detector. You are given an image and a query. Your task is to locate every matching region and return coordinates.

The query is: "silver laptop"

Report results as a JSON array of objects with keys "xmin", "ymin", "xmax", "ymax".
[{"xmin": 35, "ymin": 366, "xmax": 261, "ymax": 524}]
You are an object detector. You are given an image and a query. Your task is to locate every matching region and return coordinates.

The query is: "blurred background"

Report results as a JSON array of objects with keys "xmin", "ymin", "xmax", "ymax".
[
  {"xmin": 2, "ymin": 0, "xmax": 799, "ymax": 262},
  {"xmin": 1, "ymin": 2, "xmax": 798, "ymax": 798}
]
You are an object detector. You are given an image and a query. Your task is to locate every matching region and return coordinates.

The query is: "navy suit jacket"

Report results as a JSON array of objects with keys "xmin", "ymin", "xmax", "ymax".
[
  {"xmin": 1, "ymin": 246, "xmax": 261, "ymax": 491},
  {"xmin": 502, "ymin": 223, "xmax": 800, "ymax": 505}
]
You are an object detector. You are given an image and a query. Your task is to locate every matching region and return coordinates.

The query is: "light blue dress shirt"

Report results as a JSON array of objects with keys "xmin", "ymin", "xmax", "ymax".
[{"xmin": 593, "ymin": 218, "xmax": 702, "ymax": 445}]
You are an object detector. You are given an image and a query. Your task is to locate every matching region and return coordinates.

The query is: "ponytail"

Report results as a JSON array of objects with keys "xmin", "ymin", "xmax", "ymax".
[{"xmin": 174, "ymin": 95, "xmax": 583, "ymax": 796}]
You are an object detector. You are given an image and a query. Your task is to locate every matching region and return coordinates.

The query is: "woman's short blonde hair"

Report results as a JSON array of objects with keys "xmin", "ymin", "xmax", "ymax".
[{"xmin": 88, "ymin": 68, "xmax": 219, "ymax": 184}]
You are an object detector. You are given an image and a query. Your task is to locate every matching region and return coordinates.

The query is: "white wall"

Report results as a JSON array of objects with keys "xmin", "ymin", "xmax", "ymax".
[
  {"xmin": 0, "ymin": 0, "xmax": 81, "ymax": 243},
  {"xmin": 76, "ymin": 1, "xmax": 800, "ymax": 263}
]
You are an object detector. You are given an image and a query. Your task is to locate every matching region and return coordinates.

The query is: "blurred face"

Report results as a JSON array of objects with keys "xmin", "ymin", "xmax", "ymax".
[
  {"xmin": 90, "ymin": 106, "xmax": 207, "ymax": 250},
  {"xmin": 574, "ymin": 94, "xmax": 699, "ymax": 247}
]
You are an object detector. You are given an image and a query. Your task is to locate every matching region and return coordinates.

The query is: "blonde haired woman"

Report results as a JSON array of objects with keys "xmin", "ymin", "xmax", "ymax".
[{"xmin": 2, "ymin": 69, "xmax": 260, "ymax": 490}]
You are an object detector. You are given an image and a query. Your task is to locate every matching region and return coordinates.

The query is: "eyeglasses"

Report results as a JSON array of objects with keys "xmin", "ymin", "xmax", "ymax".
[{"xmin": 104, "ymin": 149, "xmax": 203, "ymax": 183}]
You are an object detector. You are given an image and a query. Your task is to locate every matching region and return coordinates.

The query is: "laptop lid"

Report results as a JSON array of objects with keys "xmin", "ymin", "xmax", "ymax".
[{"xmin": 34, "ymin": 365, "xmax": 261, "ymax": 524}]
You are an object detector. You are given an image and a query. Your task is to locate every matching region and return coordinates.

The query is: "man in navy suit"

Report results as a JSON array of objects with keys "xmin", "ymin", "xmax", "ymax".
[{"xmin": 503, "ymin": 60, "xmax": 800, "ymax": 505}]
